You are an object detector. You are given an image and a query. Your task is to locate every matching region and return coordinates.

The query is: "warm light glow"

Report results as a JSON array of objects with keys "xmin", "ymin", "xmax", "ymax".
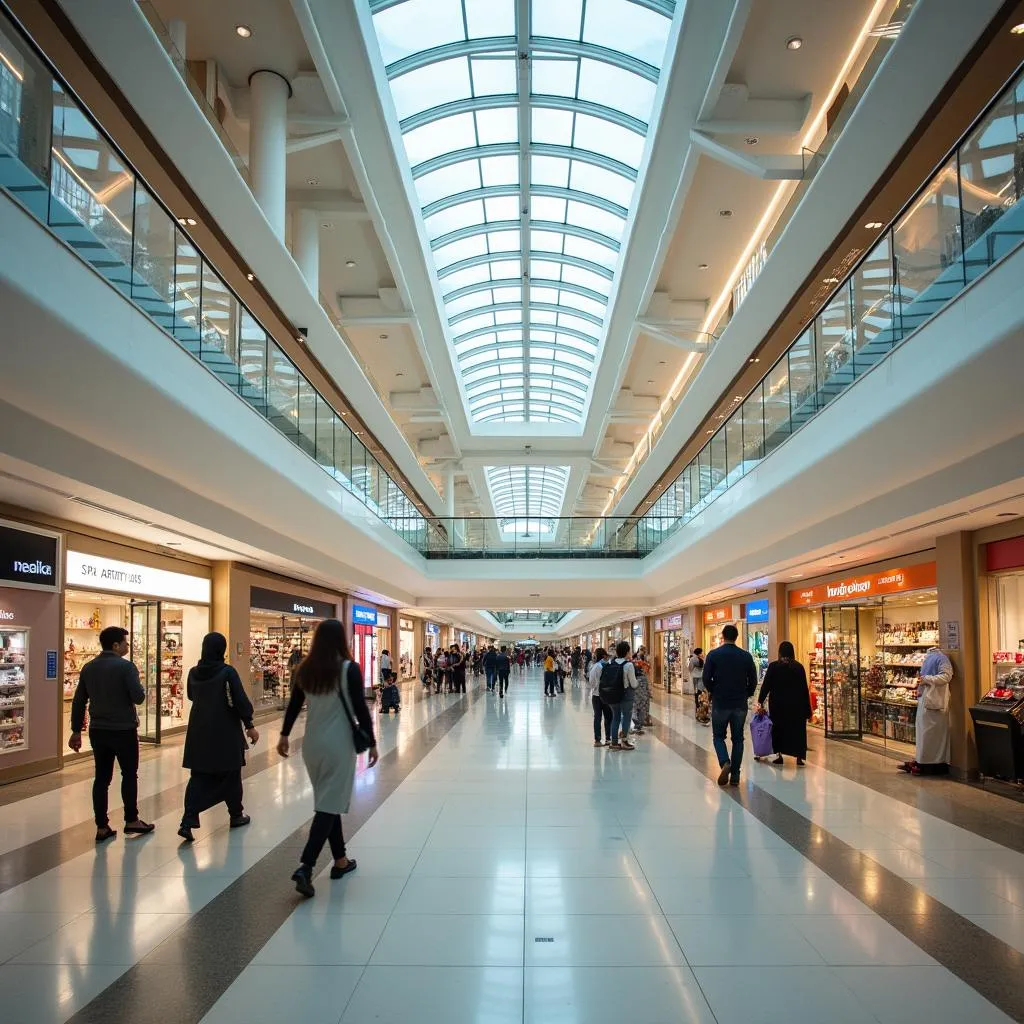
[
  {"xmin": 1011, "ymin": 23, "xmax": 1024, "ymax": 35},
  {"xmin": 235, "ymin": 24, "xmax": 253, "ymax": 38},
  {"xmin": 51, "ymin": 149, "xmax": 132, "ymax": 236},
  {"xmin": 0, "ymin": 47, "xmax": 25, "ymax": 81}
]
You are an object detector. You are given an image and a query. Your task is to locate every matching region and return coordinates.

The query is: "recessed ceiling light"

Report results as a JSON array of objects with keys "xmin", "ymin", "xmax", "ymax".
[
  {"xmin": 719, "ymin": 209, "xmax": 733, "ymax": 218},
  {"xmin": 697, "ymin": 263, "xmax": 709, "ymax": 270},
  {"xmin": 322, "ymin": 222, "xmax": 333, "ymax": 229},
  {"xmin": 786, "ymin": 35, "xmax": 803, "ymax": 50},
  {"xmin": 997, "ymin": 512, "xmax": 1018, "ymax": 518},
  {"xmin": 379, "ymin": 333, "xmax": 389, "ymax": 340},
  {"xmin": 235, "ymin": 24, "xmax": 252, "ymax": 38},
  {"xmin": 396, "ymin": 372, "xmax": 404, "ymax": 377},
  {"xmin": 791, "ymin": 572, "xmax": 804, "ymax": 578},
  {"xmin": 163, "ymin": 540, "xmax": 182, "ymax": 547},
  {"xmin": 647, "ymin": 379, "xmax": 655, "ymax": 384},
  {"xmin": 658, "ymin": 360, "xmax": 666, "ymax": 365},
  {"xmin": 345, "ymin": 259, "xmax": 356, "ymax": 267},
  {"xmin": 744, "ymin": 136, "xmax": 759, "ymax": 146},
  {"xmin": 246, "ymin": 272, "xmax": 255, "ymax": 281},
  {"xmin": 864, "ymin": 220, "xmax": 884, "ymax": 229},
  {"xmin": 706, "ymin": 429, "xmax": 713, "ymax": 435},
  {"xmin": 733, "ymin": 396, "xmax": 742, "ymax": 402},
  {"xmin": 307, "ymin": 177, "xmax": 320, "ymax": 186},
  {"xmin": 1012, "ymin": 23, "xmax": 1024, "ymax": 34},
  {"xmin": 748, "ymin": 357, "xmax": 760, "ymax": 364}
]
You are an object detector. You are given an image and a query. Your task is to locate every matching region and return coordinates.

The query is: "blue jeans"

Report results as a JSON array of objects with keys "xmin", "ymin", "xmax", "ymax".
[
  {"xmin": 712, "ymin": 706, "xmax": 747, "ymax": 779},
  {"xmin": 486, "ymin": 669, "xmax": 496, "ymax": 691},
  {"xmin": 611, "ymin": 693, "xmax": 635, "ymax": 743}
]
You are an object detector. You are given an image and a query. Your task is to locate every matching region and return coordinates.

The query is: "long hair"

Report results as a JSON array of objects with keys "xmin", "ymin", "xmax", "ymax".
[{"xmin": 294, "ymin": 618, "xmax": 351, "ymax": 695}]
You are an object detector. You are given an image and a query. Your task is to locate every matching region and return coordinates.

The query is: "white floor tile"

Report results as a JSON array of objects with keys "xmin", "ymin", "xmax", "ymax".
[
  {"xmin": 201, "ymin": 964, "xmax": 362, "ymax": 1024},
  {"xmin": 393, "ymin": 875, "xmax": 525, "ymax": 916},
  {"xmin": 13, "ymin": 911, "xmax": 190, "ymax": 965},
  {"xmin": 792, "ymin": 913, "xmax": 937, "ymax": 965},
  {"xmin": 0, "ymin": 962, "xmax": 128, "ymax": 1023},
  {"xmin": 252, "ymin": 912, "xmax": 389, "ymax": 964},
  {"xmin": 369, "ymin": 914, "xmax": 524, "ymax": 966},
  {"xmin": 526, "ymin": 875, "xmax": 658, "ymax": 916},
  {"xmin": 669, "ymin": 914, "xmax": 824, "ymax": 966},
  {"xmin": 525, "ymin": 914, "xmax": 685, "ymax": 967}
]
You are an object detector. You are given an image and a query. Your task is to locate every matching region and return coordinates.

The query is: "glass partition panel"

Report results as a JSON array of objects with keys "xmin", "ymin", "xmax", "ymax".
[
  {"xmin": 351, "ymin": 436, "xmax": 368, "ymax": 500},
  {"xmin": 816, "ymin": 281, "xmax": 853, "ymax": 407},
  {"xmin": 958, "ymin": 76, "xmax": 1024, "ymax": 283},
  {"xmin": 238, "ymin": 314, "xmax": 267, "ymax": 413},
  {"xmin": 200, "ymin": 262, "xmax": 240, "ymax": 384},
  {"xmin": 296, "ymin": 376, "xmax": 316, "ymax": 457},
  {"xmin": 697, "ymin": 443, "xmax": 711, "ymax": 503},
  {"xmin": 852, "ymin": 233, "xmax": 897, "ymax": 375},
  {"xmin": 741, "ymin": 383, "xmax": 764, "ymax": 470},
  {"xmin": 315, "ymin": 394, "xmax": 335, "ymax": 471},
  {"xmin": 131, "ymin": 181, "xmax": 176, "ymax": 330},
  {"xmin": 49, "ymin": 82, "xmax": 134, "ymax": 295},
  {"xmin": 171, "ymin": 229, "xmax": 201, "ymax": 346},
  {"xmin": 762, "ymin": 357, "xmax": 791, "ymax": 455},
  {"xmin": 893, "ymin": 154, "xmax": 962, "ymax": 338},
  {"xmin": 266, "ymin": 340, "xmax": 298, "ymax": 440},
  {"xmin": 725, "ymin": 409, "xmax": 743, "ymax": 485},
  {"xmin": 709, "ymin": 427, "xmax": 726, "ymax": 497},
  {"xmin": 335, "ymin": 419, "xmax": 354, "ymax": 489},
  {"xmin": 788, "ymin": 326, "xmax": 817, "ymax": 428}
]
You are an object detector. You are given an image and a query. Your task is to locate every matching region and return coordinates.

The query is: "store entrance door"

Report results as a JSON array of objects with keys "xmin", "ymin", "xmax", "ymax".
[
  {"xmin": 130, "ymin": 601, "xmax": 161, "ymax": 743},
  {"xmin": 353, "ymin": 624, "xmax": 377, "ymax": 685},
  {"xmin": 822, "ymin": 605, "xmax": 861, "ymax": 738}
]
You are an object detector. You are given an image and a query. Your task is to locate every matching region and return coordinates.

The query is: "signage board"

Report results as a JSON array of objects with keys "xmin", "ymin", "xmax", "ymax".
[
  {"xmin": 703, "ymin": 605, "xmax": 733, "ymax": 625},
  {"xmin": 377, "ymin": 612, "xmax": 391, "ymax": 629},
  {"xmin": 425, "ymin": 621, "xmax": 440, "ymax": 638},
  {"xmin": 399, "ymin": 618, "xmax": 414, "ymax": 631},
  {"xmin": 745, "ymin": 599, "xmax": 770, "ymax": 624},
  {"xmin": 250, "ymin": 587, "xmax": 335, "ymax": 620},
  {"xmin": 942, "ymin": 620, "xmax": 961, "ymax": 651},
  {"xmin": 788, "ymin": 563, "xmax": 937, "ymax": 608},
  {"xmin": 353, "ymin": 604, "xmax": 378, "ymax": 626},
  {"xmin": 66, "ymin": 551, "xmax": 210, "ymax": 603},
  {"xmin": 0, "ymin": 521, "xmax": 60, "ymax": 592}
]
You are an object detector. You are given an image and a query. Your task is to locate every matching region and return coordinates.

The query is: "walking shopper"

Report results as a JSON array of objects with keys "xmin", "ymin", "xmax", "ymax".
[
  {"xmin": 688, "ymin": 647, "xmax": 705, "ymax": 716},
  {"xmin": 421, "ymin": 648, "xmax": 434, "ymax": 692},
  {"xmin": 556, "ymin": 650, "xmax": 568, "ymax": 692},
  {"xmin": 69, "ymin": 626, "xmax": 154, "ymax": 842},
  {"xmin": 543, "ymin": 648, "xmax": 557, "ymax": 696},
  {"xmin": 496, "ymin": 645, "xmax": 511, "ymax": 697},
  {"xmin": 434, "ymin": 648, "xmax": 447, "ymax": 694},
  {"xmin": 178, "ymin": 632, "xmax": 259, "ymax": 842},
  {"xmin": 483, "ymin": 644, "xmax": 498, "ymax": 692},
  {"xmin": 702, "ymin": 625, "xmax": 758, "ymax": 786},
  {"xmin": 632, "ymin": 649, "xmax": 652, "ymax": 734},
  {"xmin": 757, "ymin": 642, "xmax": 812, "ymax": 767},
  {"xmin": 600, "ymin": 641, "xmax": 639, "ymax": 750},
  {"xmin": 587, "ymin": 647, "xmax": 613, "ymax": 746},
  {"xmin": 278, "ymin": 619, "xmax": 378, "ymax": 898},
  {"xmin": 450, "ymin": 644, "xmax": 466, "ymax": 694}
]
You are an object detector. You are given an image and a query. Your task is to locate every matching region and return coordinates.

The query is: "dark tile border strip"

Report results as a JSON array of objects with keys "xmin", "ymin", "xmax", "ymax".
[
  {"xmin": 652, "ymin": 688, "xmax": 1024, "ymax": 853},
  {"xmin": 651, "ymin": 711, "xmax": 1024, "ymax": 1023},
  {"xmin": 64, "ymin": 691, "xmax": 475, "ymax": 1024}
]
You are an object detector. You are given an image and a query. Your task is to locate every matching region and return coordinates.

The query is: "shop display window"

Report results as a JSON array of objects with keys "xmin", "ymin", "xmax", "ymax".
[
  {"xmin": 992, "ymin": 572, "xmax": 1024, "ymax": 688},
  {"xmin": 250, "ymin": 611, "xmax": 319, "ymax": 710},
  {"xmin": 0, "ymin": 628, "xmax": 28, "ymax": 753}
]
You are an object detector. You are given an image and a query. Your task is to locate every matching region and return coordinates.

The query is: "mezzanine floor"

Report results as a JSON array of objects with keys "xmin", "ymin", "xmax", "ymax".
[{"xmin": 0, "ymin": 669, "xmax": 1022, "ymax": 1024}]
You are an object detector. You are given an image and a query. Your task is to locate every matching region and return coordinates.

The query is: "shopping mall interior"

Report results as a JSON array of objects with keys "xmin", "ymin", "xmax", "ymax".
[{"xmin": 1, "ymin": 0, "xmax": 1024, "ymax": 1020}]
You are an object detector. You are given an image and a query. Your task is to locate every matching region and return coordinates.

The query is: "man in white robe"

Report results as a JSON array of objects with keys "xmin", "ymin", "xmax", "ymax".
[{"xmin": 898, "ymin": 647, "xmax": 953, "ymax": 775}]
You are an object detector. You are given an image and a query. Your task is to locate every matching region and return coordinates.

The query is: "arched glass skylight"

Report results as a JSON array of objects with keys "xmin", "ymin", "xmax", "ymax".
[
  {"xmin": 485, "ymin": 464, "xmax": 570, "ymax": 535},
  {"xmin": 370, "ymin": 0, "xmax": 676, "ymax": 425}
]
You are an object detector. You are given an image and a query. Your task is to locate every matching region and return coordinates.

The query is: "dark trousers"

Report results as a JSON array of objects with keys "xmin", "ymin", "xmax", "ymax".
[
  {"xmin": 558, "ymin": 671, "xmax": 566, "ymax": 693},
  {"xmin": 182, "ymin": 769, "xmax": 243, "ymax": 827},
  {"xmin": 498, "ymin": 671, "xmax": 509, "ymax": 695},
  {"xmin": 712, "ymin": 706, "xmax": 748, "ymax": 781},
  {"xmin": 90, "ymin": 728, "xmax": 140, "ymax": 827},
  {"xmin": 592, "ymin": 695, "xmax": 612, "ymax": 742},
  {"xmin": 455, "ymin": 674, "xmax": 466, "ymax": 693},
  {"xmin": 544, "ymin": 671, "xmax": 556, "ymax": 695},
  {"xmin": 301, "ymin": 810, "xmax": 346, "ymax": 867}
]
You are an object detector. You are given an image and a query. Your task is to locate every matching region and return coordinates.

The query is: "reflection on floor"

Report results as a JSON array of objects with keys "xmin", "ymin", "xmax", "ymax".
[{"xmin": 0, "ymin": 671, "xmax": 1021, "ymax": 1024}]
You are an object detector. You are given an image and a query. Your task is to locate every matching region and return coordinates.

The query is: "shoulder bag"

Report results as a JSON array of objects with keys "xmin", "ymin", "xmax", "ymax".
[{"xmin": 337, "ymin": 659, "xmax": 373, "ymax": 753}]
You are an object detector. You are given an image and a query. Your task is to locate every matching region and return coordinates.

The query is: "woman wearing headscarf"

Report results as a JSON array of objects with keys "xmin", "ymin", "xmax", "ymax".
[
  {"xmin": 757, "ymin": 641, "xmax": 812, "ymax": 766},
  {"xmin": 632, "ymin": 648, "xmax": 652, "ymax": 734},
  {"xmin": 277, "ymin": 619, "xmax": 378, "ymax": 898},
  {"xmin": 178, "ymin": 632, "xmax": 259, "ymax": 842}
]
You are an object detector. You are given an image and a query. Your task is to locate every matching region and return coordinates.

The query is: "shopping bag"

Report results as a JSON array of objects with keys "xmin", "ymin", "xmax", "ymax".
[{"xmin": 750, "ymin": 712, "xmax": 773, "ymax": 758}]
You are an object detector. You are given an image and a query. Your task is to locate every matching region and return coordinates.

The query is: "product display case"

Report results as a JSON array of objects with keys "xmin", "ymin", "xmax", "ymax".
[
  {"xmin": 822, "ymin": 606, "xmax": 861, "ymax": 737},
  {"xmin": 0, "ymin": 627, "xmax": 27, "ymax": 752},
  {"xmin": 250, "ymin": 615, "xmax": 317, "ymax": 709}
]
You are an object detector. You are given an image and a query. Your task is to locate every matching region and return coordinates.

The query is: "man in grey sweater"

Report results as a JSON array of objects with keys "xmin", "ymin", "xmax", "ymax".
[{"xmin": 70, "ymin": 626, "xmax": 155, "ymax": 841}]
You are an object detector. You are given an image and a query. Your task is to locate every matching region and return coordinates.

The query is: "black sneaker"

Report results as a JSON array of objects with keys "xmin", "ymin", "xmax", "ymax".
[
  {"xmin": 717, "ymin": 761, "xmax": 731, "ymax": 786},
  {"xmin": 330, "ymin": 858, "xmax": 358, "ymax": 879},
  {"xmin": 124, "ymin": 820, "xmax": 155, "ymax": 835},
  {"xmin": 229, "ymin": 814, "xmax": 251, "ymax": 829},
  {"xmin": 291, "ymin": 864, "xmax": 315, "ymax": 898},
  {"xmin": 95, "ymin": 826, "xmax": 116, "ymax": 843},
  {"xmin": 177, "ymin": 825, "xmax": 195, "ymax": 843}
]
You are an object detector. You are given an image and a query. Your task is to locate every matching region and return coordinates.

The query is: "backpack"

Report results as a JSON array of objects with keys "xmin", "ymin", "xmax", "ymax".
[{"xmin": 599, "ymin": 660, "xmax": 626, "ymax": 704}]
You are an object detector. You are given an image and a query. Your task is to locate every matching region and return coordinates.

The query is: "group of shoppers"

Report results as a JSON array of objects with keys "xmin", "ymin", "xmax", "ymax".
[
  {"xmin": 69, "ymin": 618, "xmax": 378, "ymax": 900},
  {"xmin": 584, "ymin": 641, "xmax": 646, "ymax": 749}
]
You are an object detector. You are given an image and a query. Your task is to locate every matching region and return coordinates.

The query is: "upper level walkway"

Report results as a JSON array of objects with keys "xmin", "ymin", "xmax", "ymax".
[{"xmin": 0, "ymin": 670, "xmax": 1021, "ymax": 1024}]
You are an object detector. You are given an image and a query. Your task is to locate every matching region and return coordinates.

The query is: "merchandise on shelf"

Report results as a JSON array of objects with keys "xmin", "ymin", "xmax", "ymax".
[
  {"xmin": 0, "ymin": 628, "xmax": 28, "ymax": 753},
  {"xmin": 160, "ymin": 616, "xmax": 185, "ymax": 722}
]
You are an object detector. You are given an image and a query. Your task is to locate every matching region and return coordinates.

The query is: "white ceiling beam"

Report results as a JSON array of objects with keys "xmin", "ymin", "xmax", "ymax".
[
  {"xmin": 608, "ymin": 414, "xmax": 653, "ymax": 424},
  {"xmin": 635, "ymin": 320, "xmax": 711, "ymax": 351},
  {"xmin": 407, "ymin": 413, "xmax": 448, "ymax": 423},
  {"xmin": 389, "ymin": 388, "xmax": 439, "ymax": 411},
  {"xmin": 285, "ymin": 189, "xmax": 370, "ymax": 216},
  {"xmin": 340, "ymin": 312, "xmax": 417, "ymax": 326},
  {"xmin": 689, "ymin": 129, "xmax": 804, "ymax": 180},
  {"xmin": 698, "ymin": 86, "xmax": 811, "ymax": 136},
  {"xmin": 614, "ymin": 390, "xmax": 660, "ymax": 414},
  {"xmin": 286, "ymin": 129, "xmax": 343, "ymax": 154}
]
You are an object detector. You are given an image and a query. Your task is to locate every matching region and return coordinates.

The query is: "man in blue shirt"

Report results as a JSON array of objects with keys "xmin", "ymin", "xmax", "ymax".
[{"xmin": 702, "ymin": 624, "xmax": 758, "ymax": 787}]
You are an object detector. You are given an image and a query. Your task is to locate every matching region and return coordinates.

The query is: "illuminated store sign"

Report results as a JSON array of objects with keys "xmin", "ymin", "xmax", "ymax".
[
  {"xmin": 0, "ymin": 522, "xmax": 60, "ymax": 592},
  {"xmin": 67, "ymin": 551, "xmax": 210, "ymax": 603},
  {"xmin": 745, "ymin": 600, "xmax": 769, "ymax": 623},
  {"xmin": 788, "ymin": 563, "xmax": 937, "ymax": 608},
  {"xmin": 353, "ymin": 604, "xmax": 378, "ymax": 626}
]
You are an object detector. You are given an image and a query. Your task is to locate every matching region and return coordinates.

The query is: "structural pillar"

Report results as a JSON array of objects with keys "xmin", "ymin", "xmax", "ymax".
[
  {"xmin": 293, "ymin": 208, "xmax": 320, "ymax": 295},
  {"xmin": 248, "ymin": 70, "xmax": 290, "ymax": 239},
  {"xmin": 766, "ymin": 581, "xmax": 787, "ymax": 661},
  {"xmin": 935, "ymin": 531, "xmax": 979, "ymax": 776},
  {"xmin": 445, "ymin": 464, "xmax": 456, "ymax": 520}
]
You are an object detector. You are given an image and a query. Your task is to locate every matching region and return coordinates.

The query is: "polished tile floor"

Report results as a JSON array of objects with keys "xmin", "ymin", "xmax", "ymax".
[{"xmin": 0, "ymin": 670, "xmax": 1022, "ymax": 1023}]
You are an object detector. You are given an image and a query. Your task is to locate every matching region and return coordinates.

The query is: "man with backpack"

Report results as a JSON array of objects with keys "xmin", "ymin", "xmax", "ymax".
[
  {"xmin": 483, "ymin": 644, "xmax": 498, "ymax": 692},
  {"xmin": 599, "ymin": 641, "xmax": 639, "ymax": 751},
  {"xmin": 702, "ymin": 624, "xmax": 758, "ymax": 786}
]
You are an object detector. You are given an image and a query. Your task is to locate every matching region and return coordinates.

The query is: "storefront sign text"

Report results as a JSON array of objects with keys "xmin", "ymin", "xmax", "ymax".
[
  {"xmin": 703, "ymin": 605, "xmax": 733, "ymax": 624},
  {"xmin": 67, "ymin": 551, "xmax": 210, "ymax": 603},
  {"xmin": 788, "ymin": 563, "xmax": 937, "ymax": 608},
  {"xmin": 745, "ymin": 599, "xmax": 769, "ymax": 623},
  {"xmin": 0, "ymin": 521, "xmax": 61, "ymax": 592},
  {"xmin": 353, "ymin": 604, "xmax": 378, "ymax": 626},
  {"xmin": 250, "ymin": 587, "xmax": 335, "ymax": 619},
  {"xmin": 400, "ymin": 618, "xmax": 414, "ymax": 631}
]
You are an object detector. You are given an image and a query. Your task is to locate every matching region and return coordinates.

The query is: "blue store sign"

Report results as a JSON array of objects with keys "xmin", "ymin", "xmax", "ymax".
[
  {"xmin": 746, "ymin": 599, "xmax": 769, "ymax": 624},
  {"xmin": 353, "ymin": 604, "xmax": 378, "ymax": 626}
]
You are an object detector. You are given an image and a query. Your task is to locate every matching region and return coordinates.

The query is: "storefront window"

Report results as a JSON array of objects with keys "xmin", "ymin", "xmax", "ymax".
[{"xmin": 991, "ymin": 572, "xmax": 1024, "ymax": 687}]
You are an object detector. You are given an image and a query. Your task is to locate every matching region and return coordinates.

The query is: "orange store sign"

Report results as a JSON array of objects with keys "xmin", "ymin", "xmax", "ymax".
[
  {"xmin": 788, "ymin": 563, "xmax": 937, "ymax": 608},
  {"xmin": 703, "ymin": 605, "xmax": 733, "ymax": 624}
]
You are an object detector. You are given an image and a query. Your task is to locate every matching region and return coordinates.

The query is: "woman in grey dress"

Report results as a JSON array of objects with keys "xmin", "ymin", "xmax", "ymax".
[{"xmin": 277, "ymin": 619, "xmax": 378, "ymax": 898}]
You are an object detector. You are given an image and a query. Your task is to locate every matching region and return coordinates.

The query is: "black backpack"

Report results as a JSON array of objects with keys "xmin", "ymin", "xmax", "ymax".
[{"xmin": 598, "ymin": 660, "xmax": 626, "ymax": 704}]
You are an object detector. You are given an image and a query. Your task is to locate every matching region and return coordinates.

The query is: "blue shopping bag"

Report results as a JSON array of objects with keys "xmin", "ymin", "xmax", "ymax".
[{"xmin": 750, "ymin": 712, "xmax": 773, "ymax": 758}]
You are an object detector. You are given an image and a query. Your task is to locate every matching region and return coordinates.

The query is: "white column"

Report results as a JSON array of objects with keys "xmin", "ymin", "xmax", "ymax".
[
  {"xmin": 293, "ymin": 208, "xmax": 321, "ymax": 295},
  {"xmin": 445, "ymin": 465, "xmax": 456, "ymax": 520},
  {"xmin": 248, "ymin": 70, "xmax": 290, "ymax": 239}
]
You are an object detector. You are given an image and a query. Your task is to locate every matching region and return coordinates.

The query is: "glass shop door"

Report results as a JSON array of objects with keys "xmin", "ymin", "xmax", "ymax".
[{"xmin": 130, "ymin": 600, "xmax": 161, "ymax": 743}]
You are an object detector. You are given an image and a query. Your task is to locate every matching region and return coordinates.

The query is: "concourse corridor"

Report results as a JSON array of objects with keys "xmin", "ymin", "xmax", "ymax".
[{"xmin": 0, "ymin": 670, "xmax": 1021, "ymax": 1024}]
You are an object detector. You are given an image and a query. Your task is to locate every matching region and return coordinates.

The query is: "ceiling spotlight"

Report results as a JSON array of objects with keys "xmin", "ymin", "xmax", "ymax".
[
  {"xmin": 748, "ymin": 357, "xmax": 760, "ymax": 364},
  {"xmin": 864, "ymin": 220, "xmax": 884, "ymax": 229},
  {"xmin": 322, "ymin": 222, "xmax": 333, "ymax": 229},
  {"xmin": 235, "ymin": 24, "xmax": 253, "ymax": 38},
  {"xmin": 744, "ymin": 136, "xmax": 759, "ymax": 146},
  {"xmin": 379, "ymin": 333, "xmax": 389, "ymax": 340},
  {"xmin": 697, "ymin": 262, "xmax": 709, "ymax": 270},
  {"xmin": 733, "ymin": 395, "xmax": 742, "ymax": 402},
  {"xmin": 396, "ymin": 372, "xmax": 404, "ymax": 377},
  {"xmin": 647, "ymin": 379, "xmax": 655, "ymax": 384},
  {"xmin": 658, "ymin": 360, "xmax": 666, "ymax": 365},
  {"xmin": 307, "ymin": 177, "xmax": 320, "ymax": 186},
  {"xmin": 719, "ymin": 209, "xmax": 733, "ymax": 218},
  {"xmin": 786, "ymin": 35, "xmax": 803, "ymax": 50},
  {"xmin": 246, "ymin": 272, "xmax": 255, "ymax": 281},
  {"xmin": 1012, "ymin": 23, "xmax": 1024, "ymax": 34},
  {"xmin": 706, "ymin": 429, "xmax": 713, "ymax": 435}
]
